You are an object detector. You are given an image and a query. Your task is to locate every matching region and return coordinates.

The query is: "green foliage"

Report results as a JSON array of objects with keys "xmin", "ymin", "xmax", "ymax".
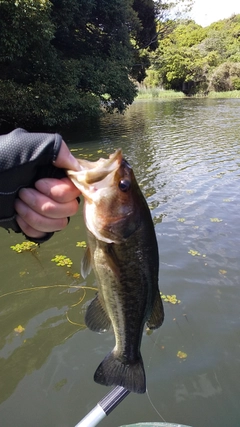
[
  {"xmin": 209, "ymin": 62, "xmax": 240, "ymax": 91},
  {"xmin": 76, "ymin": 241, "xmax": 87, "ymax": 248},
  {"xmin": 160, "ymin": 293, "xmax": 181, "ymax": 304},
  {"xmin": 51, "ymin": 255, "xmax": 73, "ymax": 268},
  {"xmin": 136, "ymin": 86, "xmax": 185, "ymax": 98},
  {"xmin": 208, "ymin": 90, "xmax": 240, "ymax": 98},
  {"xmin": 10, "ymin": 241, "xmax": 38, "ymax": 253},
  {"xmin": 0, "ymin": 0, "xmax": 159, "ymax": 128},
  {"xmin": 171, "ymin": 21, "xmax": 207, "ymax": 47},
  {"xmin": 143, "ymin": 69, "xmax": 161, "ymax": 88},
  {"xmin": 146, "ymin": 14, "xmax": 240, "ymax": 95}
]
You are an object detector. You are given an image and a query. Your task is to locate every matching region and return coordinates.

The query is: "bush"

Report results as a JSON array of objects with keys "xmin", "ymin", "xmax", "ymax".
[{"xmin": 209, "ymin": 62, "xmax": 240, "ymax": 91}]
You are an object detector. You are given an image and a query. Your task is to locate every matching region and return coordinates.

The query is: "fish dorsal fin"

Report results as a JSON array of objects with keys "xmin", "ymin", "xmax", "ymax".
[
  {"xmin": 81, "ymin": 247, "xmax": 92, "ymax": 279},
  {"xmin": 85, "ymin": 295, "xmax": 111, "ymax": 332},
  {"xmin": 146, "ymin": 292, "xmax": 164, "ymax": 330}
]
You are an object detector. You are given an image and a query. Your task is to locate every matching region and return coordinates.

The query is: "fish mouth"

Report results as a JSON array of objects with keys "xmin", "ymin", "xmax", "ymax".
[
  {"xmin": 85, "ymin": 149, "xmax": 122, "ymax": 185},
  {"xmin": 67, "ymin": 149, "xmax": 136, "ymax": 243},
  {"xmin": 67, "ymin": 149, "xmax": 123, "ymax": 198}
]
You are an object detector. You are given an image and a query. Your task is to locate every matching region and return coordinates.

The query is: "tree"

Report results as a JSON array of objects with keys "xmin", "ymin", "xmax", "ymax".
[
  {"xmin": 145, "ymin": 14, "xmax": 240, "ymax": 94},
  {"xmin": 209, "ymin": 62, "xmax": 240, "ymax": 91},
  {"xmin": 0, "ymin": 0, "xmax": 158, "ymax": 129},
  {"xmin": 148, "ymin": 20, "xmax": 208, "ymax": 93}
]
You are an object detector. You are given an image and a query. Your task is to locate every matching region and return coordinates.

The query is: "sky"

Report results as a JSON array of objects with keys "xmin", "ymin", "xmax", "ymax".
[{"xmin": 188, "ymin": 0, "xmax": 240, "ymax": 27}]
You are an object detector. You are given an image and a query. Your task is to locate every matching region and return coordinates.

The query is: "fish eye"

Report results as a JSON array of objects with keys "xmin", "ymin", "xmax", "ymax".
[{"xmin": 118, "ymin": 179, "xmax": 131, "ymax": 192}]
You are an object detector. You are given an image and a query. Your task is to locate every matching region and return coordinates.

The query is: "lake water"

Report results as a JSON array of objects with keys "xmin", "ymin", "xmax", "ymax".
[{"xmin": 0, "ymin": 98, "xmax": 240, "ymax": 427}]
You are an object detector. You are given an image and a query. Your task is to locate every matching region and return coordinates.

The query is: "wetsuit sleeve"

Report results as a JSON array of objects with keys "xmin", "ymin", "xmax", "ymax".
[{"xmin": 0, "ymin": 128, "xmax": 65, "ymax": 243}]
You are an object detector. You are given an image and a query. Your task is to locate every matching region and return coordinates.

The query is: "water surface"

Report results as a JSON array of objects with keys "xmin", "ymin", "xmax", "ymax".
[{"xmin": 0, "ymin": 98, "xmax": 240, "ymax": 427}]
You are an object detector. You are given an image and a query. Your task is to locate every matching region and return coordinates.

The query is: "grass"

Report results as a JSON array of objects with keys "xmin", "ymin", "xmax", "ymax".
[
  {"xmin": 136, "ymin": 86, "xmax": 240, "ymax": 99},
  {"xmin": 207, "ymin": 90, "xmax": 240, "ymax": 98},
  {"xmin": 136, "ymin": 87, "xmax": 185, "ymax": 99}
]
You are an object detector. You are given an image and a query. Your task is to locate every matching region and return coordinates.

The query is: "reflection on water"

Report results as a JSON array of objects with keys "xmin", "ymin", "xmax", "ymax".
[{"xmin": 0, "ymin": 99, "xmax": 240, "ymax": 427}]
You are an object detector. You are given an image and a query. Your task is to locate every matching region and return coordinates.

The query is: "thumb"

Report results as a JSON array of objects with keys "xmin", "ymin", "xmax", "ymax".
[{"xmin": 54, "ymin": 141, "xmax": 80, "ymax": 171}]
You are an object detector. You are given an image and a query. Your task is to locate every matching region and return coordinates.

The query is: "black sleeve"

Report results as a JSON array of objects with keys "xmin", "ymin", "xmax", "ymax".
[{"xmin": 0, "ymin": 128, "xmax": 66, "ymax": 243}]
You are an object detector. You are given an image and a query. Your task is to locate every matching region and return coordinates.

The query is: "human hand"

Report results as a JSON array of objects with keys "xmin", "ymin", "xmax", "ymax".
[{"xmin": 15, "ymin": 141, "xmax": 81, "ymax": 240}]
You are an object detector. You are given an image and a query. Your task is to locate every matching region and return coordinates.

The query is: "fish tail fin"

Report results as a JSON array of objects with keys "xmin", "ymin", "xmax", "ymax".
[{"xmin": 94, "ymin": 351, "xmax": 146, "ymax": 394}]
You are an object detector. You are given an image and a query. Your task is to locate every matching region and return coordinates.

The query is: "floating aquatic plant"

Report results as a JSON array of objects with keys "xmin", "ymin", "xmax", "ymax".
[
  {"xmin": 177, "ymin": 350, "xmax": 187, "ymax": 359},
  {"xmin": 51, "ymin": 255, "xmax": 73, "ymax": 268},
  {"xmin": 160, "ymin": 293, "xmax": 181, "ymax": 304},
  {"xmin": 19, "ymin": 270, "xmax": 27, "ymax": 277},
  {"xmin": 76, "ymin": 241, "xmax": 87, "ymax": 248},
  {"xmin": 210, "ymin": 218, "xmax": 222, "ymax": 222},
  {"xmin": 14, "ymin": 325, "xmax": 25, "ymax": 334},
  {"xmin": 188, "ymin": 249, "xmax": 201, "ymax": 256},
  {"xmin": 10, "ymin": 241, "xmax": 38, "ymax": 253},
  {"xmin": 177, "ymin": 218, "xmax": 185, "ymax": 222},
  {"xmin": 188, "ymin": 249, "xmax": 206, "ymax": 258},
  {"xmin": 66, "ymin": 271, "xmax": 80, "ymax": 279}
]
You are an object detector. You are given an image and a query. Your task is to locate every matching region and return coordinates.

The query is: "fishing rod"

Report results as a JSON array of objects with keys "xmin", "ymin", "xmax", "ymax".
[{"xmin": 75, "ymin": 386, "xmax": 130, "ymax": 427}]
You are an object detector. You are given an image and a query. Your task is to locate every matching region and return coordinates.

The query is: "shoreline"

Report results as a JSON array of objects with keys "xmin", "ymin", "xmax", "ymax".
[{"xmin": 136, "ymin": 88, "xmax": 240, "ymax": 100}]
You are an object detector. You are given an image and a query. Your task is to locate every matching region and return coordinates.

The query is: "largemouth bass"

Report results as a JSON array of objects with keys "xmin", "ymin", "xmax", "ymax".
[{"xmin": 67, "ymin": 149, "xmax": 164, "ymax": 394}]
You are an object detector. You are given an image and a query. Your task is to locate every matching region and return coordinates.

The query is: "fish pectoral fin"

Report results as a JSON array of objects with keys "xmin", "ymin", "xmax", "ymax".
[
  {"xmin": 81, "ymin": 247, "xmax": 92, "ymax": 279},
  {"xmin": 147, "ymin": 292, "xmax": 164, "ymax": 330},
  {"xmin": 85, "ymin": 295, "xmax": 111, "ymax": 332},
  {"xmin": 94, "ymin": 351, "xmax": 146, "ymax": 394}
]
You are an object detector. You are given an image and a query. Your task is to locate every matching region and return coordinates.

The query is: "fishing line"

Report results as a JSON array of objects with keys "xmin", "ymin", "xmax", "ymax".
[
  {"xmin": 144, "ymin": 299, "xmax": 184, "ymax": 423},
  {"xmin": 145, "ymin": 326, "xmax": 166, "ymax": 422},
  {"xmin": 0, "ymin": 284, "xmax": 96, "ymax": 329},
  {"xmin": 146, "ymin": 387, "xmax": 166, "ymax": 423}
]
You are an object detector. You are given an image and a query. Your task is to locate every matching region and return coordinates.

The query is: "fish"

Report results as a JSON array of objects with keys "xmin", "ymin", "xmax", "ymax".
[{"xmin": 67, "ymin": 149, "xmax": 164, "ymax": 394}]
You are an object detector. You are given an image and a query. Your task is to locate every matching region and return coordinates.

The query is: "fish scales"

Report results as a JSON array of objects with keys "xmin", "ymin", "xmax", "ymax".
[{"xmin": 67, "ymin": 150, "xmax": 164, "ymax": 393}]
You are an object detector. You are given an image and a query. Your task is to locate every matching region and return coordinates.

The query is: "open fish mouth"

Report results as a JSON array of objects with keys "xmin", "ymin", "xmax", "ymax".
[
  {"xmin": 67, "ymin": 149, "xmax": 123, "ymax": 196},
  {"xmin": 67, "ymin": 148, "xmax": 131, "ymax": 243}
]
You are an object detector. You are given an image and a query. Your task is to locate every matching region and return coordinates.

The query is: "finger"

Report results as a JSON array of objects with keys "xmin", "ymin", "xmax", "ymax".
[
  {"xmin": 35, "ymin": 177, "xmax": 81, "ymax": 203},
  {"xmin": 54, "ymin": 141, "xmax": 80, "ymax": 170},
  {"xmin": 16, "ymin": 216, "xmax": 48, "ymax": 239},
  {"xmin": 17, "ymin": 188, "xmax": 79, "ymax": 219},
  {"xmin": 15, "ymin": 199, "xmax": 69, "ymax": 233}
]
